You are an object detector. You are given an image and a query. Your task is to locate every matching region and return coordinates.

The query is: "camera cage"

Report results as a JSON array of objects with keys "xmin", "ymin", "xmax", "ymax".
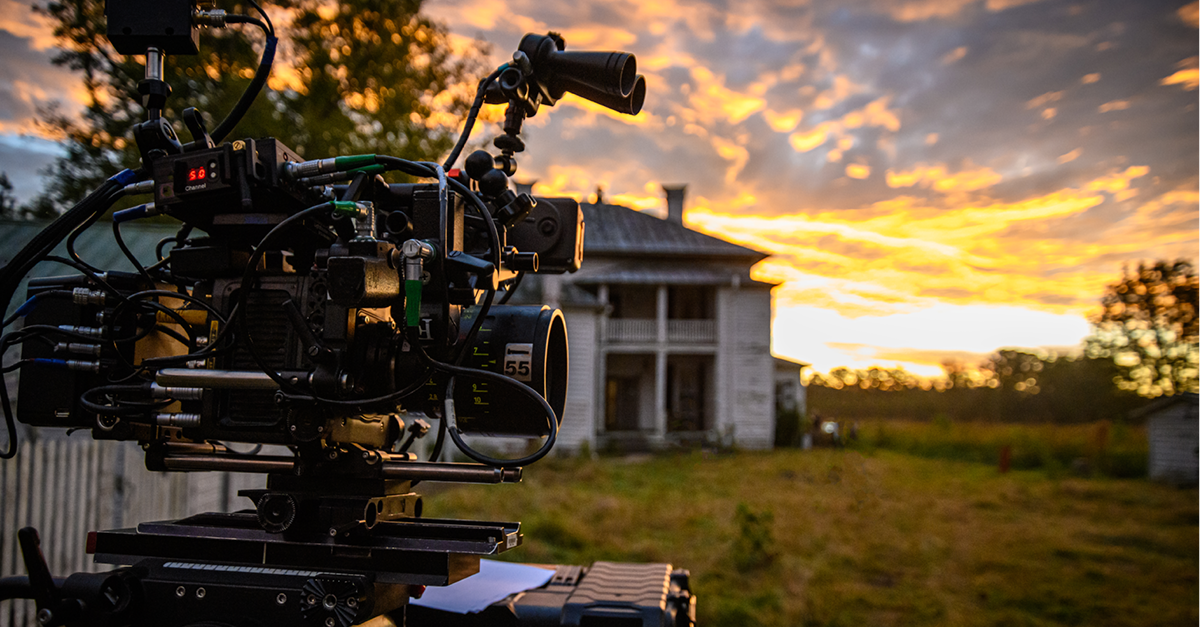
[{"xmin": 0, "ymin": 2, "xmax": 698, "ymax": 627}]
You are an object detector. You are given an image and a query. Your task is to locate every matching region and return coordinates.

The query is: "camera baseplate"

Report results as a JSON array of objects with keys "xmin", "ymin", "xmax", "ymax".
[{"xmin": 88, "ymin": 511, "xmax": 520, "ymax": 586}]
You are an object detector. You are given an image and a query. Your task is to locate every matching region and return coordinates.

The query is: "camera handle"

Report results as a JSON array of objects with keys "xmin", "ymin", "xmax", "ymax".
[{"xmin": 9, "ymin": 527, "xmax": 139, "ymax": 627}]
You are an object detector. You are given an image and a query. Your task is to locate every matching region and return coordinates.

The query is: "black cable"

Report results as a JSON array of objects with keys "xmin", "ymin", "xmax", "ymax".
[
  {"xmin": 2, "ymin": 290, "xmax": 72, "ymax": 329},
  {"xmin": 126, "ymin": 290, "xmax": 229, "ymax": 325},
  {"xmin": 113, "ymin": 220, "xmax": 156, "ymax": 287},
  {"xmin": 497, "ymin": 272, "xmax": 524, "ymax": 305},
  {"xmin": 0, "ymin": 379, "xmax": 15, "ymax": 459},
  {"xmin": 210, "ymin": 20, "xmax": 277, "ymax": 144},
  {"xmin": 65, "ymin": 208, "xmax": 107, "ymax": 275},
  {"xmin": 244, "ymin": 0, "xmax": 275, "ymax": 35},
  {"xmin": 79, "ymin": 384, "xmax": 167, "ymax": 417},
  {"xmin": 41, "ymin": 256, "xmax": 125, "ymax": 302},
  {"xmin": 442, "ymin": 67, "xmax": 504, "ymax": 170},
  {"xmin": 407, "ymin": 328, "xmax": 558, "ymax": 468}
]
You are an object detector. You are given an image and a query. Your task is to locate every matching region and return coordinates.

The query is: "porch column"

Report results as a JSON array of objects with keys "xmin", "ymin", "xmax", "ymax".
[{"xmin": 654, "ymin": 285, "xmax": 668, "ymax": 436}]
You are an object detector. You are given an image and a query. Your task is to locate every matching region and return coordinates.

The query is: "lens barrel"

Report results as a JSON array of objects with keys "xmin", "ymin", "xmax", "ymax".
[{"xmin": 449, "ymin": 305, "xmax": 568, "ymax": 437}]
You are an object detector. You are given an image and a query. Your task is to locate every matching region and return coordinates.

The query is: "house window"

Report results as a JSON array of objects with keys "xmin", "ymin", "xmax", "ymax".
[
  {"xmin": 667, "ymin": 355, "xmax": 713, "ymax": 432},
  {"xmin": 668, "ymin": 286, "xmax": 714, "ymax": 320},
  {"xmin": 609, "ymin": 285, "xmax": 657, "ymax": 319}
]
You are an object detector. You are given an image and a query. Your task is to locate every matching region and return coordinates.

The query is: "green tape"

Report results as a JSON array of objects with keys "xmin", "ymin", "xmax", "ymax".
[
  {"xmin": 347, "ymin": 164, "xmax": 386, "ymax": 175},
  {"xmin": 405, "ymin": 279, "xmax": 423, "ymax": 327},
  {"xmin": 335, "ymin": 154, "xmax": 376, "ymax": 171},
  {"xmin": 330, "ymin": 201, "xmax": 359, "ymax": 218}
]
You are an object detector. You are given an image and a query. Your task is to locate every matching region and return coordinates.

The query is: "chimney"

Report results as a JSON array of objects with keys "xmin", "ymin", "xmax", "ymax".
[
  {"xmin": 663, "ymin": 184, "xmax": 686, "ymax": 225},
  {"xmin": 515, "ymin": 180, "xmax": 537, "ymax": 196}
]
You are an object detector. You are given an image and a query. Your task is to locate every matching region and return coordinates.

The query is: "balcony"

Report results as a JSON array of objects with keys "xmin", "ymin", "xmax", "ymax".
[
  {"xmin": 606, "ymin": 319, "xmax": 656, "ymax": 343},
  {"xmin": 668, "ymin": 319, "xmax": 716, "ymax": 343},
  {"xmin": 605, "ymin": 319, "xmax": 716, "ymax": 344}
]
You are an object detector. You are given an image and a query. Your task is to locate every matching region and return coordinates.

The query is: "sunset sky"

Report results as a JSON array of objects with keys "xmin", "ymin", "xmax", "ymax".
[{"xmin": 0, "ymin": 0, "xmax": 1196, "ymax": 376}]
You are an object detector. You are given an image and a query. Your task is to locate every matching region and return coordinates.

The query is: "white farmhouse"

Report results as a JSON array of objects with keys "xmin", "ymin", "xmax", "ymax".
[{"xmin": 515, "ymin": 186, "xmax": 784, "ymax": 452}]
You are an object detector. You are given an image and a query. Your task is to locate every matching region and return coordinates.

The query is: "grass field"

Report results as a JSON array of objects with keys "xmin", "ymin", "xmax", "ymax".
[
  {"xmin": 425, "ymin": 447, "xmax": 1198, "ymax": 627},
  {"xmin": 846, "ymin": 419, "xmax": 1149, "ymax": 478}
]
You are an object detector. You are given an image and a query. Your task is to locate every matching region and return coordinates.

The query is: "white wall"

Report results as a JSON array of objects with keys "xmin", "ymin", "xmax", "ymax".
[
  {"xmin": 716, "ymin": 286, "xmax": 774, "ymax": 449},
  {"xmin": 557, "ymin": 307, "xmax": 599, "ymax": 452}
]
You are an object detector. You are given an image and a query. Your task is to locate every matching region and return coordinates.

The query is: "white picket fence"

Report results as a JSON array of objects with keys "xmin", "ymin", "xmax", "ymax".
[{"xmin": 0, "ymin": 435, "xmax": 265, "ymax": 627}]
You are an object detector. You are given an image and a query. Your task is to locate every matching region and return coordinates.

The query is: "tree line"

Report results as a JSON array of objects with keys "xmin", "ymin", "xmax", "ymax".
[{"xmin": 807, "ymin": 260, "xmax": 1198, "ymax": 424}]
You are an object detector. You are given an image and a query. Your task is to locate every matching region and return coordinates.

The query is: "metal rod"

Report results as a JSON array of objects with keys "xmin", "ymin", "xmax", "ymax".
[
  {"xmin": 156, "ymin": 368, "xmax": 304, "ymax": 390},
  {"xmin": 145, "ymin": 47, "xmax": 163, "ymax": 82},
  {"xmin": 161, "ymin": 454, "xmax": 296, "ymax": 474},
  {"xmin": 380, "ymin": 461, "xmax": 522, "ymax": 484}
]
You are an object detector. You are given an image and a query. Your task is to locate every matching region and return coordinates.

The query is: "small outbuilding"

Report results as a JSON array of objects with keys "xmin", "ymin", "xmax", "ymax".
[{"xmin": 1134, "ymin": 393, "xmax": 1199, "ymax": 485}]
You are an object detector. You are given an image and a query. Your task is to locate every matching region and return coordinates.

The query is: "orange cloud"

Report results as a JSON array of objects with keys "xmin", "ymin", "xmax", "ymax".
[
  {"xmin": 885, "ymin": 0, "xmax": 976, "ymax": 22},
  {"xmin": 1179, "ymin": 2, "xmax": 1199, "ymax": 28},
  {"xmin": 885, "ymin": 163, "xmax": 1002, "ymax": 192},
  {"xmin": 1160, "ymin": 57, "xmax": 1199, "ymax": 90},
  {"xmin": 787, "ymin": 98, "xmax": 900, "ymax": 155},
  {"xmin": 941, "ymin": 46, "xmax": 968, "ymax": 64},
  {"xmin": 1098, "ymin": 100, "xmax": 1131, "ymax": 112},
  {"xmin": 846, "ymin": 163, "xmax": 871, "ymax": 179},
  {"xmin": 789, "ymin": 123, "xmax": 833, "ymax": 152},
  {"xmin": 678, "ymin": 66, "xmax": 767, "ymax": 126},
  {"xmin": 1026, "ymin": 91, "xmax": 1064, "ymax": 109},
  {"xmin": 1057, "ymin": 148, "xmax": 1082, "ymax": 163}
]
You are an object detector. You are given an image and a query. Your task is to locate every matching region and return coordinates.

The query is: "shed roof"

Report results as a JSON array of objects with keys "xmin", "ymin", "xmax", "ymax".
[
  {"xmin": 581, "ymin": 202, "xmax": 768, "ymax": 261},
  {"xmin": 1129, "ymin": 393, "xmax": 1199, "ymax": 419},
  {"xmin": 774, "ymin": 356, "xmax": 810, "ymax": 371}
]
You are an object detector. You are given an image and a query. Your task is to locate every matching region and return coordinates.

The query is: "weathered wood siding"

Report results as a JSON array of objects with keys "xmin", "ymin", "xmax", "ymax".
[
  {"xmin": 1148, "ymin": 402, "xmax": 1199, "ymax": 485},
  {"xmin": 716, "ymin": 286, "xmax": 774, "ymax": 449},
  {"xmin": 558, "ymin": 308, "xmax": 598, "ymax": 452}
]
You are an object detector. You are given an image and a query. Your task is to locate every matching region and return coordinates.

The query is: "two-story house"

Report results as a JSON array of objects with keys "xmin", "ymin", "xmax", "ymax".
[{"xmin": 516, "ymin": 185, "xmax": 781, "ymax": 452}]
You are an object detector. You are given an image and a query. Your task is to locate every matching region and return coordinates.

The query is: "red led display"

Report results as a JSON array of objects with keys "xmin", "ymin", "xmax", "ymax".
[{"xmin": 187, "ymin": 166, "xmax": 207, "ymax": 182}]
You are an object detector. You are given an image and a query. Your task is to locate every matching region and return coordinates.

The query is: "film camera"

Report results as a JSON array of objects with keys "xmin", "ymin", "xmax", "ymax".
[{"xmin": 0, "ymin": 1, "xmax": 695, "ymax": 625}]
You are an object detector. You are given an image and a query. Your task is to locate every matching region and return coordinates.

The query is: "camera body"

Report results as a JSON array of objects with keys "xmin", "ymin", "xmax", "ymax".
[{"xmin": 16, "ymin": 138, "xmax": 579, "ymax": 447}]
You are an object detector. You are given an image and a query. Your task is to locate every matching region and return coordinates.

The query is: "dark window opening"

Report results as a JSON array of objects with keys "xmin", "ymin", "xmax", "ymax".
[
  {"xmin": 609, "ymin": 285, "xmax": 657, "ymax": 319},
  {"xmin": 667, "ymin": 355, "xmax": 712, "ymax": 432},
  {"xmin": 668, "ymin": 286, "xmax": 714, "ymax": 320}
]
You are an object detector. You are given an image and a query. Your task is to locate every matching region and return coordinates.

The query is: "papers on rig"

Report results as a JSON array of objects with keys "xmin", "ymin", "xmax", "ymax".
[{"xmin": 409, "ymin": 559, "xmax": 556, "ymax": 614}]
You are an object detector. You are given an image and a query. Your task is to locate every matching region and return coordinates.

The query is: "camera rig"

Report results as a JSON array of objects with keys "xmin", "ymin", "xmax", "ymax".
[{"xmin": 0, "ymin": 1, "xmax": 694, "ymax": 626}]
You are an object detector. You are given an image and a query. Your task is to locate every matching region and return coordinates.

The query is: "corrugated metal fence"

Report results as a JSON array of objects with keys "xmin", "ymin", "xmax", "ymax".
[{"xmin": 0, "ymin": 435, "xmax": 264, "ymax": 627}]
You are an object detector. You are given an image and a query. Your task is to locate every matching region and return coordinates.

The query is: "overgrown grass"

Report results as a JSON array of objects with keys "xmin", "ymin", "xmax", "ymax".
[
  {"xmin": 425, "ymin": 449, "xmax": 1197, "ymax": 627},
  {"xmin": 847, "ymin": 419, "xmax": 1148, "ymax": 478}
]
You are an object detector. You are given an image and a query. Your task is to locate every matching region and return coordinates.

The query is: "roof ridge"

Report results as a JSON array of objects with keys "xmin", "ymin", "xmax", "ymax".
[{"xmin": 580, "ymin": 202, "xmax": 769, "ymax": 259}]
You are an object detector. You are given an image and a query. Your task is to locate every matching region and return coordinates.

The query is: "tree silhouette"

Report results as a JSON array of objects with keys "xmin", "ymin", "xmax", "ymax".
[
  {"xmin": 1086, "ymin": 260, "xmax": 1199, "ymax": 397},
  {"xmin": 0, "ymin": 173, "xmax": 16, "ymax": 218},
  {"xmin": 30, "ymin": 0, "xmax": 489, "ymax": 212}
]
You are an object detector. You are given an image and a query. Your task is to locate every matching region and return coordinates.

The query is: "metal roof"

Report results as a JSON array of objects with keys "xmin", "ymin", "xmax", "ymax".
[
  {"xmin": 581, "ymin": 203, "xmax": 769, "ymax": 261},
  {"xmin": 571, "ymin": 262, "xmax": 776, "ymax": 288},
  {"xmin": 0, "ymin": 220, "xmax": 182, "ymax": 317}
]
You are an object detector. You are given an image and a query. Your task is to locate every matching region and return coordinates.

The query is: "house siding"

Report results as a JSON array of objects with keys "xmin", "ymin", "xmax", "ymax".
[
  {"xmin": 559, "ymin": 308, "xmax": 599, "ymax": 452},
  {"xmin": 716, "ymin": 286, "xmax": 774, "ymax": 449},
  {"xmin": 1148, "ymin": 402, "xmax": 1199, "ymax": 485}
]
